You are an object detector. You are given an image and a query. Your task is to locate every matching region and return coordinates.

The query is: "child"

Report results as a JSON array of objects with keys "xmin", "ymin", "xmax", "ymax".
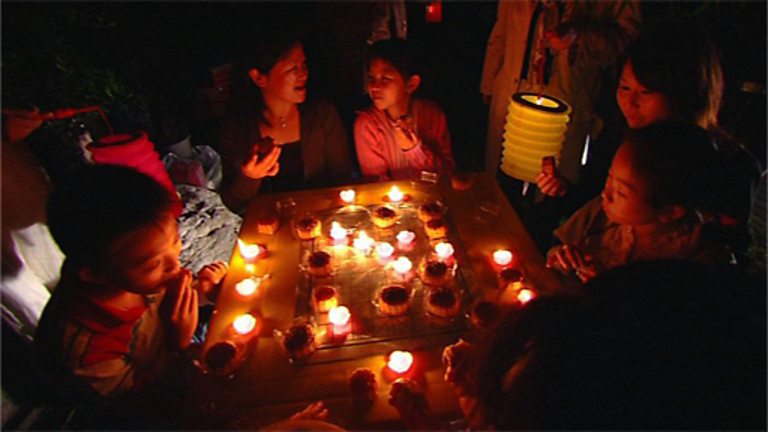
[
  {"xmin": 34, "ymin": 164, "xmax": 227, "ymax": 426},
  {"xmin": 547, "ymin": 121, "xmax": 732, "ymax": 283},
  {"xmin": 354, "ymin": 38, "xmax": 455, "ymax": 181}
]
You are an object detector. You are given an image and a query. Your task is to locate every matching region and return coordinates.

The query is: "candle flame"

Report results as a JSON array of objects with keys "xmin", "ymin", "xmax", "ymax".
[
  {"xmin": 493, "ymin": 249, "xmax": 513, "ymax": 266},
  {"xmin": 396, "ymin": 230, "xmax": 415, "ymax": 245},
  {"xmin": 238, "ymin": 240, "xmax": 262, "ymax": 262},
  {"xmin": 340, "ymin": 189, "xmax": 356, "ymax": 203},
  {"xmin": 330, "ymin": 221, "xmax": 347, "ymax": 241},
  {"xmin": 388, "ymin": 350, "xmax": 414, "ymax": 373},
  {"xmin": 517, "ymin": 289, "xmax": 534, "ymax": 304},
  {"xmin": 235, "ymin": 277, "xmax": 259, "ymax": 296},
  {"xmin": 329, "ymin": 306, "xmax": 351, "ymax": 326},
  {"xmin": 233, "ymin": 313, "xmax": 257, "ymax": 335},
  {"xmin": 388, "ymin": 186, "xmax": 404, "ymax": 202},
  {"xmin": 435, "ymin": 242, "xmax": 454, "ymax": 260},
  {"xmin": 354, "ymin": 230, "xmax": 375, "ymax": 251},
  {"xmin": 393, "ymin": 256, "xmax": 413, "ymax": 274}
]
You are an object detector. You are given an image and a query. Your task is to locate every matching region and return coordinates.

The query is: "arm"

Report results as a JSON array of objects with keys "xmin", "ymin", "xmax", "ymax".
[
  {"xmin": 354, "ymin": 112, "xmax": 391, "ymax": 182},
  {"xmin": 399, "ymin": 102, "xmax": 455, "ymax": 175},
  {"xmin": 480, "ymin": 0, "xmax": 508, "ymax": 97}
]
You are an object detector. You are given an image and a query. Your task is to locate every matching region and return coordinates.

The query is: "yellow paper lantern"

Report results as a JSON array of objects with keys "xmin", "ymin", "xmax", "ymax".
[{"xmin": 500, "ymin": 93, "xmax": 571, "ymax": 182}]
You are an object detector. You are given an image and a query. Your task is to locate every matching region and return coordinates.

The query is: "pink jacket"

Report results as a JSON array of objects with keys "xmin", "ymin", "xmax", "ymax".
[{"xmin": 354, "ymin": 98, "xmax": 455, "ymax": 181}]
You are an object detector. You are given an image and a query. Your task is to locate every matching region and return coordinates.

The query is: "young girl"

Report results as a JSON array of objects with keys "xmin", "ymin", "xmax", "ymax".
[
  {"xmin": 547, "ymin": 121, "xmax": 732, "ymax": 283},
  {"xmin": 354, "ymin": 38, "xmax": 455, "ymax": 182}
]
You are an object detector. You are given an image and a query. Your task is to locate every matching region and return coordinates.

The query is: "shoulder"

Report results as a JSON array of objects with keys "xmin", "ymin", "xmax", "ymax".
[
  {"xmin": 354, "ymin": 105, "xmax": 385, "ymax": 128},
  {"xmin": 413, "ymin": 98, "xmax": 446, "ymax": 117}
]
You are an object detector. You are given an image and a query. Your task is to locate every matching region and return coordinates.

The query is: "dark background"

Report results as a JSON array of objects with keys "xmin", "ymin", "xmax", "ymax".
[{"xmin": 3, "ymin": 1, "xmax": 766, "ymax": 169}]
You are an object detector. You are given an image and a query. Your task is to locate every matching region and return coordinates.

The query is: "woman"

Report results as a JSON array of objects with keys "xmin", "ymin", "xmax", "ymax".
[
  {"xmin": 219, "ymin": 32, "xmax": 353, "ymax": 214},
  {"xmin": 536, "ymin": 22, "xmax": 761, "ymax": 253}
]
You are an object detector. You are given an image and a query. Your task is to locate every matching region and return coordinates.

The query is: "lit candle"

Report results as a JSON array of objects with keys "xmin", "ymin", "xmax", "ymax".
[
  {"xmin": 330, "ymin": 221, "xmax": 348, "ymax": 242},
  {"xmin": 233, "ymin": 313, "xmax": 257, "ymax": 335},
  {"xmin": 434, "ymin": 242, "xmax": 454, "ymax": 261},
  {"xmin": 493, "ymin": 249, "xmax": 513, "ymax": 267},
  {"xmin": 388, "ymin": 186, "xmax": 404, "ymax": 203},
  {"xmin": 393, "ymin": 256, "xmax": 412, "ymax": 276},
  {"xmin": 328, "ymin": 306, "xmax": 351, "ymax": 336},
  {"xmin": 388, "ymin": 350, "xmax": 414, "ymax": 374},
  {"xmin": 396, "ymin": 230, "xmax": 415, "ymax": 246},
  {"xmin": 376, "ymin": 242, "xmax": 394, "ymax": 259},
  {"xmin": 517, "ymin": 289, "xmax": 534, "ymax": 304},
  {"xmin": 235, "ymin": 277, "xmax": 260, "ymax": 297},
  {"xmin": 354, "ymin": 230, "xmax": 374, "ymax": 252},
  {"xmin": 238, "ymin": 239, "xmax": 262, "ymax": 263},
  {"xmin": 244, "ymin": 263, "xmax": 257, "ymax": 274},
  {"xmin": 340, "ymin": 189, "xmax": 356, "ymax": 204}
]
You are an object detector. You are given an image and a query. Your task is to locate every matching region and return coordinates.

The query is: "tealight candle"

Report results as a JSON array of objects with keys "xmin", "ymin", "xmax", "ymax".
[
  {"xmin": 244, "ymin": 263, "xmax": 257, "ymax": 274},
  {"xmin": 434, "ymin": 242, "xmax": 454, "ymax": 261},
  {"xmin": 388, "ymin": 186, "xmax": 404, "ymax": 203},
  {"xmin": 393, "ymin": 256, "xmax": 412, "ymax": 275},
  {"xmin": 340, "ymin": 189, "xmax": 356, "ymax": 204},
  {"xmin": 517, "ymin": 289, "xmax": 534, "ymax": 304},
  {"xmin": 354, "ymin": 230, "xmax": 374, "ymax": 252},
  {"xmin": 388, "ymin": 350, "xmax": 414, "ymax": 374},
  {"xmin": 330, "ymin": 221, "xmax": 348, "ymax": 242},
  {"xmin": 235, "ymin": 277, "xmax": 260, "ymax": 297},
  {"xmin": 396, "ymin": 230, "xmax": 415, "ymax": 246},
  {"xmin": 493, "ymin": 249, "xmax": 513, "ymax": 267},
  {"xmin": 238, "ymin": 240, "xmax": 262, "ymax": 263},
  {"xmin": 233, "ymin": 313, "xmax": 257, "ymax": 335},
  {"xmin": 328, "ymin": 306, "xmax": 351, "ymax": 336},
  {"xmin": 376, "ymin": 242, "xmax": 394, "ymax": 259}
]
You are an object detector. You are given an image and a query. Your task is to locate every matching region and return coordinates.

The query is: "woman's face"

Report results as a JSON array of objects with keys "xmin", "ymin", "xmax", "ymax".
[
  {"xmin": 256, "ymin": 43, "xmax": 308, "ymax": 105},
  {"xmin": 616, "ymin": 61, "xmax": 674, "ymax": 129}
]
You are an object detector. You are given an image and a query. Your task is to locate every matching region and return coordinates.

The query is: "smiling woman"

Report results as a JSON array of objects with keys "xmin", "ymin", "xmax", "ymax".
[{"xmin": 218, "ymin": 29, "xmax": 354, "ymax": 214}]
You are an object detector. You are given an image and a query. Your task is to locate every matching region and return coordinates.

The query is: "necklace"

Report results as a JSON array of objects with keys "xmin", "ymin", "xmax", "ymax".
[{"xmin": 278, "ymin": 116, "xmax": 287, "ymax": 129}]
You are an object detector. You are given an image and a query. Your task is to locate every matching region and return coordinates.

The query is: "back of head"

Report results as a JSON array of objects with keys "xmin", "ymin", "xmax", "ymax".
[
  {"xmin": 621, "ymin": 120, "xmax": 719, "ymax": 213},
  {"xmin": 622, "ymin": 21, "xmax": 723, "ymax": 129},
  {"xmin": 474, "ymin": 296, "xmax": 622, "ymax": 429},
  {"xmin": 47, "ymin": 164, "xmax": 176, "ymax": 268},
  {"xmin": 366, "ymin": 38, "xmax": 420, "ymax": 80},
  {"xmin": 583, "ymin": 259, "xmax": 766, "ymax": 429}
]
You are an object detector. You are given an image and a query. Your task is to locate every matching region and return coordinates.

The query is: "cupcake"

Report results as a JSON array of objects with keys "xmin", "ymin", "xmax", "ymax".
[
  {"xmin": 425, "ymin": 218, "xmax": 448, "ymax": 239},
  {"xmin": 371, "ymin": 206, "xmax": 398, "ymax": 229},
  {"xmin": 257, "ymin": 215, "xmax": 280, "ymax": 235},
  {"xmin": 470, "ymin": 300, "xmax": 500, "ymax": 329},
  {"xmin": 497, "ymin": 267, "xmax": 524, "ymax": 290},
  {"xmin": 417, "ymin": 201, "xmax": 445, "ymax": 222},
  {"xmin": 295, "ymin": 215, "xmax": 321, "ymax": 240},
  {"xmin": 419, "ymin": 258, "xmax": 452, "ymax": 286},
  {"xmin": 307, "ymin": 251, "xmax": 333, "ymax": 277},
  {"xmin": 283, "ymin": 324, "xmax": 317, "ymax": 361},
  {"xmin": 378, "ymin": 284, "xmax": 411, "ymax": 316},
  {"xmin": 349, "ymin": 368, "xmax": 378, "ymax": 404},
  {"xmin": 203, "ymin": 340, "xmax": 245, "ymax": 376},
  {"xmin": 426, "ymin": 286, "xmax": 461, "ymax": 318},
  {"xmin": 312, "ymin": 285, "xmax": 339, "ymax": 313}
]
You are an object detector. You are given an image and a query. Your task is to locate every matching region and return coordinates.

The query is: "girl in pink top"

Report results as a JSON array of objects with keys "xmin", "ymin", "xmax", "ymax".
[{"xmin": 354, "ymin": 39, "xmax": 455, "ymax": 182}]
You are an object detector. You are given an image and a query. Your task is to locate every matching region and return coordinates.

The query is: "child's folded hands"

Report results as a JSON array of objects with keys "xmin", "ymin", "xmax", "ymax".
[
  {"xmin": 161, "ymin": 269, "xmax": 199, "ymax": 350},
  {"xmin": 546, "ymin": 244, "xmax": 599, "ymax": 283}
]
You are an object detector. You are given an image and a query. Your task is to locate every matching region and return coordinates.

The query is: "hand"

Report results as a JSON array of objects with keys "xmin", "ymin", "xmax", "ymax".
[
  {"xmin": 388, "ymin": 378, "xmax": 430, "ymax": 419},
  {"xmin": 289, "ymin": 401, "xmax": 329, "ymax": 421},
  {"xmin": 161, "ymin": 269, "xmax": 199, "ymax": 350},
  {"xmin": 196, "ymin": 260, "xmax": 228, "ymax": 302},
  {"xmin": 536, "ymin": 157, "xmax": 568, "ymax": 197},
  {"xmin": 2, "ymin": 107, "xmax": 44, "ymax": 142},
  {"xmin": 241, "ymin": 138, "xmax": 281, "ymax": 179},
  {"xmin": 546, "ymin": 244, "xmax": 598, "ymax": 283},
  {"xmin": 393, "ymin": 115, "xmax": 420, "ymax": 151}
]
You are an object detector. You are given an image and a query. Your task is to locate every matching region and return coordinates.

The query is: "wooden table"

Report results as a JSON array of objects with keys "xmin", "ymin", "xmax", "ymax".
[{"xmin": 182, "ymin": 172, "xmax": 563, "ymax": 430}]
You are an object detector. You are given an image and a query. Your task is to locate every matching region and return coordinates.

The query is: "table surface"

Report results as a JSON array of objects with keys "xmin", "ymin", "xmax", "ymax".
[{"xmin": 182, "ymin": 172, "xmax": 564, "ymax": 430}]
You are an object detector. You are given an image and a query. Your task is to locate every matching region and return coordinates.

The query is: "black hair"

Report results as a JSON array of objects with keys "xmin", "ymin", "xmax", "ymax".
[
  {"xmin": 47, "ymin": 164, "xmax": 176, "ymax": 268},
  {"xmin": 621, "ymin": 121, "xmax": 719, "ymax": 213},
  {"xmin": 365, "ymin": 38, "xmax": 421, "ymax": 81},
  {"xmin": 620, "ymin": 21, "xmax": 723, "ymax": 130},
  {"xmin": 230, "ymin": 28, "xmax": 303, "ymax": 126}
]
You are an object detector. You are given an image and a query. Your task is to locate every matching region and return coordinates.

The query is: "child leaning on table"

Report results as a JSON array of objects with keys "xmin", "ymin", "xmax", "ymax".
[
  {"xmin": 354, "ymin": 38, "xmax": 455, "ymax": 182},
  {"xmin": 34, "ymin": 164, "xmax": 227, "ymax": 427},
  {"xmin": 546, "ymin": 121, "xmax": 733, "ymax": 284}
]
